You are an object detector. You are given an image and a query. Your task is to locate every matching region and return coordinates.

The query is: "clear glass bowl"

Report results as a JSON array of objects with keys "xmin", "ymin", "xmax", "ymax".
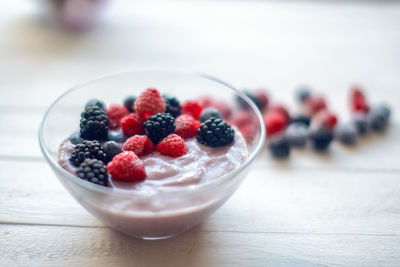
[{"xmin": 39, "ymin": 71, "xmax": 265, "ymax": 239}]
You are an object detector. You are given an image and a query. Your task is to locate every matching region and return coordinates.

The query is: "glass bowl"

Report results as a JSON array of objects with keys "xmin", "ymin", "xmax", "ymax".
[{"xmin": 39, "ymin": 71, "xmax": 265, "ymax": 239}]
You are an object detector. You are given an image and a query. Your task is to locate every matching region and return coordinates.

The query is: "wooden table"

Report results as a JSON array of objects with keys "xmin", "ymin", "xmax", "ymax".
[{"xmin": 1, "ymin": 1, "xmax": 400, "ymax": 266}]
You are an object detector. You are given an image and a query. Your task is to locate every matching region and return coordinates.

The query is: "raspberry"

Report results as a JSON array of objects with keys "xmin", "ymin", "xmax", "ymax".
[
  {"xmin": 163, "ymin": 94, "xmax": 181, "ymax": 118},
  {"xmin": 107, "ymin": 104, "xmax": 130, "ymax": 129},
  {"xmin": 239, "ymin": 124, "xmax": 256, "ymax": 143},
  {"xmin": 156, "ymin": 134, "xmax": 186, "ymax": 157},
  {"xmin": 182, "ymin": 100, "xmax": 203, "ymax": 120},
  {"xmin": 306, "ymin": 96, "xmax": 327, "ymax": 116},
  {"xmin": 107, "ymin": 151, "xmax": 146, "ymax": 182},
  {"xmin": 85, "ymin": 99, "xmax": 106, "ymax": 111},
  {"xmin": 197, "ymin": 118, "xmax": 235, "ymax": 147},
  {"xmin": 268, "ymin": 104, "xmax": 290, "ymax": 124},
  {"xmin": 123, "ymin": 95, "xmax": 136, "ymax": 113},
  {"xmin": 121, "ymin": 113, "xmax": 144, "ymax": 137},
  {"xmin": 313, "ymin": 110, "xmax": 338, "ymax": 130},
  {"xmin": 175, "ymin": 114, "xmax": 201, "ymax": 139},
  {"xmin": 134, "ymin": 88, "xmax": 166, "ymax": 118},
  {"xmin": 69, "ymin": 140, "xmax": 108, "ymax": 166},
  {"xmin": 80, "ymin": 105, "xmax": 109, "ymax": 141},
  {"xmin": 123, "ymin": 135, "xmax": 155, "ymax": 157},
  {"xmin": 231, "ymin": 111, "xmax": 253, "ymax": 128},
  {"xmin": 263, "ymin": 111, "xmax": 286, "ymax": 136},
  {"xmin": 144, "ymin": 113, "xmax": 175, "ymax": 144},
  {"xmin": 198, "ymin": 96, "xmax": 214, "ymax": 108},
  {"xmin": 199, "ymin": 108, "xmax": 222, "ymax": 123},
  {"xmin": 350, "ymin": 86, "xmax": 369, "ymax": 113},
  {"xmin": 254, "ymin": 89, "xmax": 269, "ymax": 111},
  {"xmin": 76, "ymin": 158, "xmax": 108, "ymax": 186}
]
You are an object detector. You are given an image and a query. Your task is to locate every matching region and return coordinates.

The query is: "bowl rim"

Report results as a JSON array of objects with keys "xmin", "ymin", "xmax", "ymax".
[{"xmin": 38, "ymin": 70, "xmax": 266, "ymax": 196}]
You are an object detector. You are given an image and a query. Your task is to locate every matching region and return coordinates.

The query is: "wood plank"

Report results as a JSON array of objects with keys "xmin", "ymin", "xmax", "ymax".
[
  {"xmin": 1, "ymin": 160, "xmax": 400, "ymax": 236},
  {"xmin": 1, "ymin": 224, "xmax": 400, "ymax": 266}
]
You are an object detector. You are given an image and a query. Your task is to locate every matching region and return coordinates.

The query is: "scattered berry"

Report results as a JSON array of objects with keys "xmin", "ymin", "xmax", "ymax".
[
  {"xmin": 76, "ymin": 158, "xmax": 108, "ymax": 186},
  {"xmin": 123, "ymin": 96, "xmax": 136, "ymax": 113},
  {"xmin": 368, "ymin": 106, "xmax": 390, "ymax": 132},
  {"xmin": 175, "ymin": 114, "xmax": 201, "ymax": 139},
  {"xmin": 103, "ymin": 141, "xmax": 123, "ymax": 161},
  {"xmin": 199, "ymin": 107, "xmax": 222, "ymax": 123},
  {"xmin": 285, "ymin": 123, "xmax": 308, "ymax": 148},
  {"xmin": 85, "ymin": 99, "xmax": 106, "ymax": 111},
  {"xmin": 239, "ymin": 124, "xmax": 256, "ymax": 143},
  {"xmin": 290, "ymin": 114, "xmax": 311, "ymax": 127},
  {"xmin": 237, "ymin": 91, "xmax": 259, "ymax": 110},
  {"xmin": 335, "ymin": 124, "xmax": 358, "ymax": 146},
  {"xmin": 231, "ymin": 111, "xmax": 253, "ymax": 128},
  {"xmin": 123, "ymin": 135, "xmax": 155, "ymax": 157},
  {"xmin": 306, "ymin": 96, "xmax": 327, "ymax": 116},
  {"xmin": 68, "ymin": 132, "xmax": 83, "ymax": 145},
  {"xmin": 269, "ymin": 136, "xmax": 290, "ymax": 158},
  {"xmin": 212, "ymin": 100, "xmax": 232, "ymax": 119},
  {"xmin": 374, "ymin": 104, "xmax": 391, "ymax": 120},
  {"xmin": 156, "ymin": 134, "xmax": 186, "ymax": 157},
  {"xmin": 134, "ymin": 88, "xmax": 166, "ymax": 118},
  {"xmin": 182, "ymin": 100, "xmax": 203, "ymax": 120},
  {"xmin": 69, "ymin": 140, "xmax": 108, "ymax": 166},
  {"xmin": 296, "ymin": 87, "xmax": 311, "ymax": 103},
  {"xmin": 144, "ymin": 113, "xmax": 175, "ymax": 144},
  {"xmin": 351, "ymin": 113, "xmax": 369, "ymax": 136},
  {"xmin": 80, "ymin": 106, "xmax": 110, "ymax": 141},
  {"xmin": 254, "ymin": 89, "xmax": 269, "ymax": 111},
  {"xmin": 107, "ymin": 104, "xmax": 130, "ymax": 129},
  {"xmin": 268, "ymin": 104, "xmax": 290, "ymax": 124},
  {"xmin": 313, "ymin": 110, "xmax": 338, "ymax": 130},
  {"xmin": 198, "ymin": 95, "xmax": 214, "ymax": 108},
  {"xmin": 309, "ymin": 127, "xmax": 334, "ymax": 151},
  {"xmin": 107, "ymin": 151, "xmax": 146, "ymax": 182},
  {"xmin": 350, "ymin": 86, "xmax": 369, "ymax": 113},
  {"xmin": 121, "ymin": 113, "xmax": 144, "ymax": 137},
  {"xmin": 163, "ymin": 94, "xmax": 181, "ymax": 118},
  {"xmin": 197, "ymin": 118, "xmax": 235, "ymax": 147},
  {"xmin": 263, "ymin": 111, "xmax": 287, "ymax": 136}
]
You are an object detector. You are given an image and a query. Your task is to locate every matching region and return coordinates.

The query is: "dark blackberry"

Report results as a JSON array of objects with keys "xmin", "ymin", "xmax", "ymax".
[
  {"xmin": 309, "ymin": 127, "xmax": 333, "ymax": 151},
  {"xmin": 76, "ymin": 159, "xmax": 108, "ymax": 186},
  {"xmin": 144, "ymin": 113, "xmax": 175, "ymax": 144},
  {"xmin": 290, "ymin": 114, "xmax": 311, "ymax": 127},
  {"xmin": 68, "ymin": 132, "xmax": 83, "ymax": 145},
  {"xmin": 196, "ymin": 118, "xmax": 235, "ymax": 147},
  {"xmin": 85, "ymin": 99, "xmax": 106, "ymax": 111},
  {"xmin": 123, "ymin": 96, "xmax": 136, "ymax": 113},
  {"xmin": 69, "ymin": 140, "xmax": 108, "ymax": 166},
  {"xmin": 80, "ymin": 106, "xmax": 110, "ymax": 141},
  {"xmin": 199, "ymin": 107, "xmax": 222, "ymax": 123},
  {"xmin": 269, "ymin": 136, "xmax": 290, "ymax": 158},
  {"xmin": 236, "ymin": 90, "xmax": 260, "ymax": 110},
  {"xmin": 351, "ymin": 114, "xmax": 369, "ymax": 136},
  {"xmin": 296, "ymin": 87, "xmax": 311, "ymax": 103},
  {"xmin": 163, "ymin": 94, "xmax": 181, "ymax": 118},
  {"xmin": 103, "ymin": 141, "xmax": 123, "ymax": 161}
]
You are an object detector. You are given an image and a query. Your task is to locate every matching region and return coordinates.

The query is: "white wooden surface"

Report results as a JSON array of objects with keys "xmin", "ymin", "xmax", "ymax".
[{"xmin": 1, "ymin": 1, "xmax": 400, "ymax": 266}]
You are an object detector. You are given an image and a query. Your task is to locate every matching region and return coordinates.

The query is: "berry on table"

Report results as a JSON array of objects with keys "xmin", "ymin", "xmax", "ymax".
[
  {"xmin": 163, "ymin": 94, "xmax": 181, "ymax": 118},
  {"xmin": 196, "ymin": 118, "xmax": 235, "ymax": 147},
  {"xmin": 144, "ymin": 113, "xmax": 175, "ymax": 144},
  {"xmin": 367, "ymin": 105, "xmax": 390, "ymax": 132},
  {"xmin": 313, "ymin": 109, "xmax": 338, "ymax": 130},
  {"xmin": 123, "ymin": 95, "xmax": 136, "ymax": 113},
  {"xmin": 107, "ymin": 151, "xmax": 146, "ymax": 182},
  {"xmin": 254, "ymin": 89, "xmax": 269, "ymax": 111},
  {"xmin": 285, "ymin": 123, "xmax": 308, "ymax": 148},
  {"xmin": 121, "ymin": 113, "xmax": 144, "ymax": 137},
  {"xmin": 134, "ymin": 88, "xmax": 166, "ymax": 118},
  {"xmin": 268, "ymin": 104, "xmax": 290, "ymax": 124},
  {"xmin": 69, "ymin": 140, "xmax": 108, "ymax": 166},
  {"xmin": 263, "ymin": 111, "xmax": 287, "ymax": 136},
  {"xmin": 290, "ymin": 114, "xmax": 311, "ymax": 127},
  {"xmin": 123, "ymin": 135, "xmax": 155, "ymax": 157},
  {"xmin": 296, "ymin": 87, "xmax": 311, "ymax": 103},
  {"xmin": 107, "ymin": 104, "xmax": 130, "ymax": 129},
  {"xmin": 309, "ymin": 127, "xmax": 334, "ymax": 151},
  {"xmin": 76, "ymin": 158, "xmax": 108, "ymax": 186},
  {"xmin": 306, "ymin": 96, "xmax": 327, "ymax": 116},
  {"xmin": 68, "ymin": 132, "xmax": 83, "ymax": 145},
  {"xmin": 175, "ymin": 114, "xmax": 201, "ymax": 139},
  {"xmin": 199, "ymin": 107, "xmax": 222, "ymax": 123},
  {"xmin": 80, "ymin": 106, "xmax": 110, "ymax": 141},
  {"xmin": 335, "ymin": 124, "xmax": 358, "ymax": 146},
  {"xmin": 236, "ymin": 90, "xmax": 259, "ymax": 110},
  {"xmin": 182, "ymin": 100, "xmax": 203, "ymax": 120},
  {"xmin": 268, "ymin": 135, "xmax": 290, "ymax": 159},
  {"xmin": 156, "ymin": 134, "xmax": 186, "ymax": 157},
  {"xmin": 85, "ymin": 99, "xmax": 106, "ymax": 111},
  {"xmin": 103, "ymin": 141, "xmax": 123, "ymax": 161},
  {"xmin": 350, "ymin": 86, "xmax": 369, "ymax": 113},
  {"xmin": 351, "ymin": 113, "xmax": 369, "ymax": 136}
]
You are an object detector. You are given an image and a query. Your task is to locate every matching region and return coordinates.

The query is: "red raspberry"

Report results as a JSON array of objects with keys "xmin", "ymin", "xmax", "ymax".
[
  {"xmin": 254, "ymin": 89, "xmax": 269, "ymax": 111},
  {"xmin": 107, "ymin": 104, "xmax": 130, "ymax": 129},
  {"xmin": 175, "ymin": 114, "xmax": 201, "ymax": 139},
  {"xmin": 121, "ymin": 113, "xmax": 144, "ymax": 137},
  {"xmin": 350, "ymin": 86, "xmax": 369, "ymax": 113},
  {"xmin": 268, "ymin": 104, "xmax": 290, "ymax": 124},
  {"xmin": 182, "ymin": 100, "xmax": 203, "ymax": 120},
  {"xmin": 123, "ymin": 135, "xmax": 155, "ymax": 157},
  {"xmin": 107, "ymin": 151, "xmax": 146, "ymax": 182},
  {"xmin": 232, "ymin": 111, "xmax": 253, "ymax": 128},
  {"xmin": 156, "ymin": 134, "xmax": 186, "ymax": 157},
  {"xmin": 239, "ymin": 124, "xmax": 256, "ymax": 143},
  {"xmin": 263, "ymin": 111, "xmax": 287, "ymax": 136},
  {"xmin": 198, "ymin": 96, "xmax": 214, "ymax": 108},
  {"xmin": 134, "ymin": 88, "xmax": 166, "ymax": 118},
  {"xmin": 306, "ymin": 96, "xmax": 327, "ymax": 116},
  {"xmin": 313, "ymin": 110, "xmax": 338, "ymax": 130}
]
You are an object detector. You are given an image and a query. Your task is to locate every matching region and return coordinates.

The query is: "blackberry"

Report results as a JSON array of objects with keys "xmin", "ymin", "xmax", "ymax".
[
  {"xmin": 69, "ymin": 140, "xmax": 108, "ymax": 166},
  {"xmin": 85, "ymin": 99, "xmax": 106, "ymax": 111},
  {"xmin": 269, "ymin": 136, "xmax": 290, "ymax": 158},
  {"xmin": 76, "ymin": 159, "xmax": 108, "ymax": 186},
  {"xmin": 351, "ymin": 114, "xmax": 368, "ymax": 136},
  {"xmin": 163, "ymin": 94, "xmax": 181, "ymax": 118},
  {"xmin": 68, "ymin": 132, "xmax": 83, "ymax": 145},
  {"xmin": 144, "ymin": 113, "xmax": 175, "ymax": 144},
  {"xmin": 199, "ymin": 107, "xmax": 222, "ymax": 123},
  {"xmin": 80, "ymin": 105, "xmax": 110, "ymax": 141},
  {"xmin": 123, "ymin": 96, "xmax": 136, "ymax": 113},
  {"xmin": 197, "ymin": 118, "xmax": 235, "ymax": 147},
  {"xmin": 296, "ymin": 87, "xmax": 311, "ymax": 103},
  {"xmin": 309, "ymin": 127, "xmax": 333, "ymax": 151},
  {"xmin": 103, "ymin": 141, "xmax": 123, "ymax": 161},
  {"xmin": 290, "ymin": 114, "xmax": 311, "ymax": 127}
]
